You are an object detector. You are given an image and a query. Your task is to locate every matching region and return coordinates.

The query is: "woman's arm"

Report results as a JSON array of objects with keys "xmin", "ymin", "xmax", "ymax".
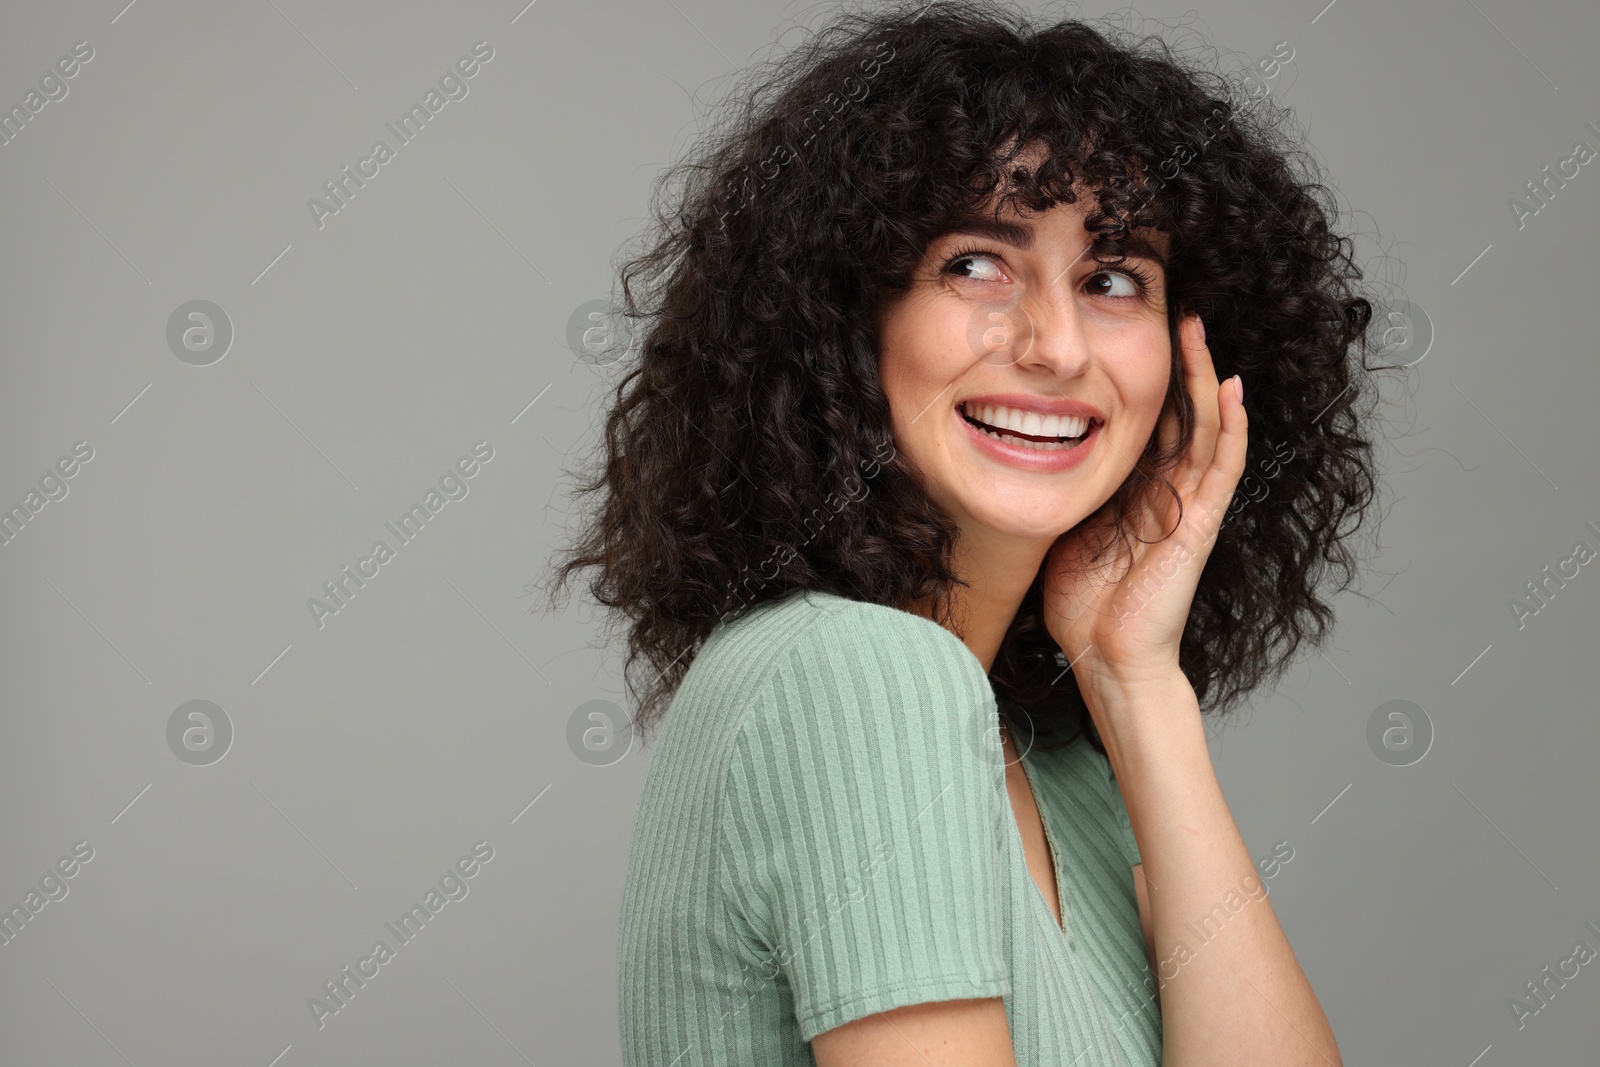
[
  {"xmin": 1041, "ymin": 313, "xmax": 1338, "ymax": 1063},
  {"xmin": 812, "ymin": 998, "xmax": 1018, "ymax": 1067},
  {"xmin": 1087, "ymin": 668, "xmax": 1341, "ymax": 1067}
]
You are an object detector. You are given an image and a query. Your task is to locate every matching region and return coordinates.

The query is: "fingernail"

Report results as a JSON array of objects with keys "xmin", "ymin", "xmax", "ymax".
[
  {"xmin": 1232, "ymin": 374, "xmax": 1244, "ymax": 403},
  {"xmin": 1198, "ymin": 317, "xmax": 1206, "ymax": 343}
]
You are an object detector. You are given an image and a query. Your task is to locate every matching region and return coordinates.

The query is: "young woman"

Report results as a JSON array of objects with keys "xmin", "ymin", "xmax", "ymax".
[{"xmin": 549, "ymin": 3, "xmax": 1384, "ymax": 1063}]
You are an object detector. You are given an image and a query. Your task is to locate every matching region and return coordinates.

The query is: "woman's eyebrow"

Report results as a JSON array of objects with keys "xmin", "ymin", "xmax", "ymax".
[
  {"xmin": 943, "ymin": 218, "xmax": 1034, "ymax": 250},
  {"xmin": 1094, "ymin": 233, "xmax": 1168, "ymax": 266}
]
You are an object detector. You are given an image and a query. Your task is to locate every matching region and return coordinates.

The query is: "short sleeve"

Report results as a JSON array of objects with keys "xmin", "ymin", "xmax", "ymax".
[{"xmin": 716, "ymin": 601, "xmax": 1013, "ymax": 1043}]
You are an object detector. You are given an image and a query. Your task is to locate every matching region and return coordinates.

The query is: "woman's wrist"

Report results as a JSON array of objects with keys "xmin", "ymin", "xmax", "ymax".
[
  {"xmin": 1077, "ymin": 661, "xmax": 1191, "ymax": 718},
  {"xmin": 1079, "ymin": 666, "xmax": 1204, "ymax": 775}
]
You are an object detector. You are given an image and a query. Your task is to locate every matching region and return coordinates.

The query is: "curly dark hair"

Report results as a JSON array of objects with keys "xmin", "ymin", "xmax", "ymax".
[{"xmin": 544, "ymin": 0, "xmax": 1392, "ymax": 753}]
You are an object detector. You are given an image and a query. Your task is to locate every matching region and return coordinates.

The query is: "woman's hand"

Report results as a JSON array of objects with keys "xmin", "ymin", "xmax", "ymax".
[{"xmin": 1040, "ymin": 313, "xmax": 1248, "ymax": 706}]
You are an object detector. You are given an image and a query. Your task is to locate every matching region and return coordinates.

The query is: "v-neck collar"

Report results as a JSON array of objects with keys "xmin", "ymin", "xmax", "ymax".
[{"xmin": 1003, "ymin": 704, "xmax": 1073, "ymax": 943}]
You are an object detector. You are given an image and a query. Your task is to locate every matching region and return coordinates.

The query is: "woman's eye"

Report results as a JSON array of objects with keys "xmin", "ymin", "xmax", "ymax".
[
  {"xmin": 945, "ymin": 253, "xmax": 1005, "ymax": 282},
  {"xmin": 1085, "ymin": 270, "xmax": 1140, "ymax": 298}
]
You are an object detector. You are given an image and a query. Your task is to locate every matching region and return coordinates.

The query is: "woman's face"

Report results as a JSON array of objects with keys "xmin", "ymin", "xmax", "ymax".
[{"xmin": 876, "ymin": 192, "xmax": 1174, "ymax": 550}]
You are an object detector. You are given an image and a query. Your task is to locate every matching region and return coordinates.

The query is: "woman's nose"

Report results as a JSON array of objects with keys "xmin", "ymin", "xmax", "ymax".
[{"xmin": 971, "ymin": 285, "xmax": 1092, "ymax": 374}]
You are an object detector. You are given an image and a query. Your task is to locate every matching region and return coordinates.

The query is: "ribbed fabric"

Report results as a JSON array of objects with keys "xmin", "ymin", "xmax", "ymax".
[{"xmin": 617, "ymin": 589, "xmax": 1162, "ymax": 1066}]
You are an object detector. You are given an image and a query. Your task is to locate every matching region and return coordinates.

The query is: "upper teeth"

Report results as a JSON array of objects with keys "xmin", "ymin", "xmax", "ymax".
[{"xmin": 963, "ymin": 402, "xmax": 1090, "ymax": 439}]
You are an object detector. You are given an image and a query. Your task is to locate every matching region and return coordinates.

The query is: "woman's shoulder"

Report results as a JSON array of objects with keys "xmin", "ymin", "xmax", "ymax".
[
  {"xmin": 646, "ymin": 590, "xmax": 1001, "ymax": 812},
  {"xmin": 681, "ymin": 589, "xmax": 998, "ymax": 765},
  {"xmin": 646, "ymin": 590, "xmax": 969, "ymax": 764},
  {"xmin": 697, "ymin": 588, "xmax": 991, "ymax": 703}
]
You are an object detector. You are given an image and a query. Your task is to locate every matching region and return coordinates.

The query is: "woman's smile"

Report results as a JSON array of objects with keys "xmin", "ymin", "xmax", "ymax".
[{"xmin": 954, "ymin": 395, "xmax": 1102, "ymax": 471}]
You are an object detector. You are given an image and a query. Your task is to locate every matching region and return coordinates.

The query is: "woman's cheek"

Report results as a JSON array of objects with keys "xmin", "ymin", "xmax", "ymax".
[{"xmin": 1126, "ymin": 335, "xmax": 1174, "ymax": 433}]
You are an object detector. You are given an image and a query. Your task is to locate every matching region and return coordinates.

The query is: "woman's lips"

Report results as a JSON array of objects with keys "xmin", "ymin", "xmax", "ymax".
[{"xmin": 956, "ymin": 403, "xmax": 1098, "ymax": 472}]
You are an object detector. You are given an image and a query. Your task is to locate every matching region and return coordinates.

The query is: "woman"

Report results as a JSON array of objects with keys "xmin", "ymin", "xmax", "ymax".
[{"xmin": 549, "ymin": 2, "xmax": 1384, "ymax": 1063}]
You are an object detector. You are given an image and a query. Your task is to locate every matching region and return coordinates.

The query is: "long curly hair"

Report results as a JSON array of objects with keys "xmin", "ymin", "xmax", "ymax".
[{"xmin": 545, "ymin": 0, "xmax": 1392, "ymax": 752}]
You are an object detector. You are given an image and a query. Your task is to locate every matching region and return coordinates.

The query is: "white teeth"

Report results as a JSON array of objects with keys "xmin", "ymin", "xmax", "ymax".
[
  {"xmin": 964, "ymin": 402, "xmax": 1089, "ymax": 439},
  {"xmin": 975, "ymin": 426, "xmax": 1082, "ymax": 451}
]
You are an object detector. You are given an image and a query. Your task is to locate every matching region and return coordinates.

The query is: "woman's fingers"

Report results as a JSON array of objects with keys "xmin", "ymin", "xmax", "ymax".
[
  {"xmin": 1195, "ymin": 370, "xmax": 1249, "ymax": 530},
  {"xmin": 1143, "ymin": 312, "xmax": 1249, "ymax": 554},
  {"xmin": 1179, "ymin": 314, "xmax": 1222, "ymax": 489},
  {"xmin": 1156, "ymin": 314, "xmax": 1219, "ymax": 485}
]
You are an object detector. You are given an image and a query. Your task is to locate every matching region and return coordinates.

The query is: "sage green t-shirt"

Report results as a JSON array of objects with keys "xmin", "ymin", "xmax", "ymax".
[{"xmin": 617, "ymin": 589, "xmax": 1162, "ymax": 1065}]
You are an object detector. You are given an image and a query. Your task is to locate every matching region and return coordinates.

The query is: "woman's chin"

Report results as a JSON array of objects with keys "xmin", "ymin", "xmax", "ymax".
[{"xmin": 967, "ymin": 508, "xmax": 1094, "ymax": 546}]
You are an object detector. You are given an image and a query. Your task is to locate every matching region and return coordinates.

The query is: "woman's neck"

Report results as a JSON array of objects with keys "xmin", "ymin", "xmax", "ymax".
[{"xmin": 903, "ymin": 529, "xmax": 1054, "ymax": 674}]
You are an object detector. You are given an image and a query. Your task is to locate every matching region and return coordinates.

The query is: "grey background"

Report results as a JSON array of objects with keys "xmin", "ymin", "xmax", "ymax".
[{"xmin": 1, "ymin": 0, "xmax": 1595, "ymax": 1064}]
